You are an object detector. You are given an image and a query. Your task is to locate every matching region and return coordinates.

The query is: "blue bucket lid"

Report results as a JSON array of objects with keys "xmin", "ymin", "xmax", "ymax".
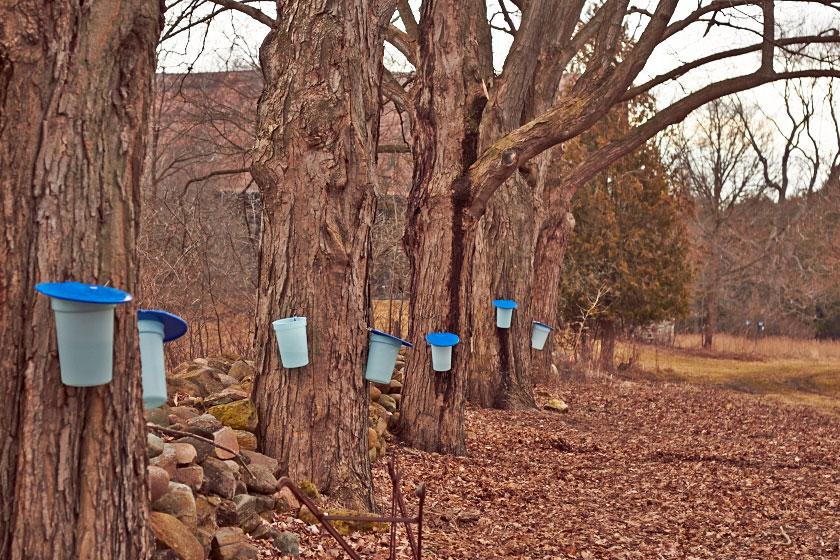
[
  {"xmin": 425, "ymin": 332, "xmax": 459, "ymax": 347},
  {"xmin": 138, "ymin": 309, "xmax": 189, "ymax": 342},
  {"xmin": 533, "ymin": 320, "xmax": 556, "ymax": 331},
  {"xmin": 492, "ymin": 299, "xmax": 517, "ymax": 309},
  {"xmin": 370, "ymin": 328, "xmax": 413, "ymax": 347},
  {"xmin": 35, "ymin": 281, "xmax": 132, "ymax": 304}
]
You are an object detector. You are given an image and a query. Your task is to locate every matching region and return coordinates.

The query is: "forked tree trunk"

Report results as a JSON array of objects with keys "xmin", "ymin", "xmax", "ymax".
[
  {"xmin": 0, "ymin": 1, "xmax": 162, "ymax": 558},
  {"xmin": 397, "ymin": 0, "xmax": 493, "ymax": 454},
  {"xmin": 250, "ymin": 1, "xmax": 393, "ymax": 509}
]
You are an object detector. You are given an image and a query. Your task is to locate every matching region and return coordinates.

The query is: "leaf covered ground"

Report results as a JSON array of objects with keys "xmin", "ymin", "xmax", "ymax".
[{"xmin": 259, "ymin": 377, "xmax": 840, "ymax": 559}]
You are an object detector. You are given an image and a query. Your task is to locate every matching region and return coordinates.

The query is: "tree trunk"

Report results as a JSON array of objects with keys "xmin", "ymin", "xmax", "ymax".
[
  {"xmin": 397, "ymin": 0, "xmax": 492, "ymax": 454},
  {"xmin": 702, "ymin": 245, "xmax": 718, "ymax": 349},
  {"xmin": 598, "ymin": 319, "xmax": 617, "ymax": 373},
  {"xmin": 529, "ymin": 212, "xmax": 576, "ymax": 385},
  {"xmin": 702, "ymin": 292, "xmax": 716, "ymax": 349},
  {"xmin": 0, "ymin": 1, "xmax": 162, "ymax": 558},
  {"xmin": 463, "ymin": 0, "xmax": 580, "ymax": 410},
  {"xmin": 250, "ymin": 1, "xmax": 392, "ymax": 509},
  {"xmin": 467, "ymin": 171, "xmax": 547, "ymax": 409}
]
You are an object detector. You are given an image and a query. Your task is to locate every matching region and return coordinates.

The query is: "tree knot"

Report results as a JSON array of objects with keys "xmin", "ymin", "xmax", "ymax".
[{"xmin": 501, "ymin": 148, "xmax": 517, "ymax": 167}]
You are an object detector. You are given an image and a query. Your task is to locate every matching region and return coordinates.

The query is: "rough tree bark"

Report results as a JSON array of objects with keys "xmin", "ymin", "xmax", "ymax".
[
  {"xmin": 529, "ymin": 211, "xmax": 576, "ymax": 384},
  {"xmin": 249, "ymin": 0, "xmax": 395, "ymax": 509},
  {"xmin": 0, "ymin": 1, "xmax": 162, "ymax": 558},
  {"xmin": 466, "ymin": 0, "xmax": 598, "ymax": 409},
  {"xmin": 397, "ymin": 0, "xmax": 493, "ymax": 454}
]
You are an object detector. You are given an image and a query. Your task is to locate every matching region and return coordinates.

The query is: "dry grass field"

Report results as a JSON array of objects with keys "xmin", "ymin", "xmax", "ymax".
[{"xmin": 623, "ymin": 334, "xmax": 840, "ymax": 413}]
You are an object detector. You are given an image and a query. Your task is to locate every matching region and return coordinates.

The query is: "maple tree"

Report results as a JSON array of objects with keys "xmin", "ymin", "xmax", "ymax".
[{"xmin": 0, "ymin": 0, "xmax": 162, "ymax": 556}]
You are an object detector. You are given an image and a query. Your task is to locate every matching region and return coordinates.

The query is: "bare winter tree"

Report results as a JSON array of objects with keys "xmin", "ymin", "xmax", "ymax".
[
  {"xmin": 0, "ymin": 1, "xmax": 162, "ymax": 558},
  {"xmin": 674, "ymin": 81, "xmax": 840, "ymax": 344},
  {"xmin": 670, "ymin": 98, "xmax": 766, "ymax": 348},
  {"xmin": 140, "ymin": 69, "xmax": 262, "ymax": 363}
]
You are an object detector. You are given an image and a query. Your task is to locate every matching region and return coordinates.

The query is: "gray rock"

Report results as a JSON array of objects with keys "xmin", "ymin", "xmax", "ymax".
[
  {"xmin": 232, "ymin": 494, "xmax": 256, "ymax": 523},
  {"xmin": 227, "ymin": 360, "xmax": 254, "ymax": 381},
  {"xmin": 172, "ymin": 442, "xmax": 197, "ymax": 465},
  {"xmin": 145, "ymin": 407, "xmax": 171, "ymax": 427},
  {"xmin": 169, "ymin": 406, "xmax": 200, "ymax": 420},
  {"xmin": 215, "ymin": 499, "xmax": 238, "ymax": 527},
  {"xmin": 204, "ymin": 388, "xmax": 249, "ymax": 408},
  {"xmin": 150, "ymin": 444, "xmax": 177, "ymax": 478},
  {"xmin": 233, "ymin": 429, "xmax": 257, "ymax": 451},
  {"xmin": 254, "ymin": 494, "xmax": 275, "ymax": 513},
  {"xmin": 387, "ymin": 379, "xmax": 402, "ymax": 394},
  {"xmin": 240, "ymin": 513, "xmax": 262, "ymax": 534},
  {"xmin": 273, "ymin": 531, "xmax": 300, "ymax": 557},
  {"xmin": 174, "ymin": 435, "xmax": 214, "ymax": 463},
  {"xmin": 243, "ymin": 463, "xmax": 278, "ymax": 494},
  {"xmin": 148, "ymin": 465, "xmax": 171, "ymax": 503},
  {"xmin": 377, "ymin": 394, "xmax": 397, "ymax": 413},
  {"xmin": 147, "ymin": 433, "xmax": 165, "ymax": 458},
  {"xmin": 211, "ymin": 526, "xmax": 258, "ymax": 560},
  {"xmin": 250, "ymin": 524, "xmax": 281, "ymax": 542},
  {"xmin": 174, "ymin": 465, "xmax": 204, "ymax": 492},
  {"xmin": 200, "ymin": 457, "xmax": 236, "ymax": 499},
  {"xmin": 186, "ymin": 413, "xmax": 224, "ymax": 435},
  {"xmin": 152, "ymin": 482, "xmax": 197, "ymax": 530},
  {"xmin": 173, "ymin": 368, "xmax": 226, "ymax": 398},
  {"xmin": 241, "ymin": 450, "xmax": 279, "ymax": 477}
]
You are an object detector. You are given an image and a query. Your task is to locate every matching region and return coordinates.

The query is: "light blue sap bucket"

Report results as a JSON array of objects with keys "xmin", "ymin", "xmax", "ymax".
[
  {"xmin": 138, "ymin": 310, "xmax": 188, "ymax": 409},
  {"xmin": 492, "ymin": 299, "xmax": 517, "ymax": 328},
  {"xmin": 531, "ymin": 320, "xmax": 556, "ymax": 350},
  {"xmin": 35, "ymin": 282, "xmax": 133, "ymax": 387},
  {"xmin": 273, "ymin": 316, "xmax": 309, "ymax": 368},
  {"xmin": 425, "ymin": 332, "xmax": 459, "ymax": 372},
  {"xmin": 365, "ymin": 329, "xmax": 413, "ymax": 384}
]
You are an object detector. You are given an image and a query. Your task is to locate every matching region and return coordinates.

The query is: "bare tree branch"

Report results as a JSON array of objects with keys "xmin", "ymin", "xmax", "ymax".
[
  {"xmin": 397, "ymin": 0, "xmax": 419, "ymax": 39},
  {"xmin": 206, "ymin": 0, "xmax": 275, "ymax": 27},
  {"xmin": 621, "ymin": 35, "xmax": 840, "ymax": 102},
  {"xmin": 182, "ymin": 167, "xmax": 251, "ymax": 196},
  {"xmin": 386, "ymin": 24, "xmax": 418, "ymax": 66}
]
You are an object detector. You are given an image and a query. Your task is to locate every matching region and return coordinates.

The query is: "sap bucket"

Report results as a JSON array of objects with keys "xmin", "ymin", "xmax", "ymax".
[
  {"xmin": 35, "ymin": 282, "xmax": 132, "ymax": 387},
  {"xmin": 273, "ymin": 316, "xmax": 309, "ymax": 368},
  {"xmin": 531, "ymin": 320, "xmax": 556, "ymax": 350},
  {"xmin": 138, "ymin": 310, "xmax": 188, "ymax": 409},
  {"xmin": 492, "ymin": 299, "xmax": 517, "ymax": 328},
  {"xmin": 365, "ymin": 329, "xmax": 413, "ymax": 384},
  {"xmin": 425, "ymin": 332, "xmax": 459, "ymax": 372}
]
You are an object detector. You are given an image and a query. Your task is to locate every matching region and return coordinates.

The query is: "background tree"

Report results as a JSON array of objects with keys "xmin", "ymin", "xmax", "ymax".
[
  {"xmin": 140, "ymin": 69, "xmax": 262, "ymax": 363},
  {"xmin": 669, "ymin": 98, "xmax": 766, "ymax": 348},
  {"xmin": 0, "ymin": 1, "xmax": 162, "ymax": 557},
  {"xmin": 671, "ymin": 80, "xmax": 840, "ymax": 345},
  {"xmin": 558, "ymin": 102, "xmax": 692, "ymax": 373}
]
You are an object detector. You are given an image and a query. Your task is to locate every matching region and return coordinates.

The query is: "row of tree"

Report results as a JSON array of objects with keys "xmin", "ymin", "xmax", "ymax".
[{"xmin": 2, "ymin": 0, "xmax": 840, "ymax": 557}]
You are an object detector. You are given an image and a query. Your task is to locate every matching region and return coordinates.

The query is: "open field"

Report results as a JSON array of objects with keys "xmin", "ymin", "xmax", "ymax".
[{"xmin": 623, "ymin": 335, "xmax": 840, "ymax": 413}]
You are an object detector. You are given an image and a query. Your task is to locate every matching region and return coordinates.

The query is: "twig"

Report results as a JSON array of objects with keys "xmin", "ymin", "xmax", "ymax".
[
  {"xmin": 146, "ymin": 422, "xmax": 256, "ymax": 479},
  {"xmin": 780, "ymin": 525, "xmax": 791, "ymax": 545}
]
